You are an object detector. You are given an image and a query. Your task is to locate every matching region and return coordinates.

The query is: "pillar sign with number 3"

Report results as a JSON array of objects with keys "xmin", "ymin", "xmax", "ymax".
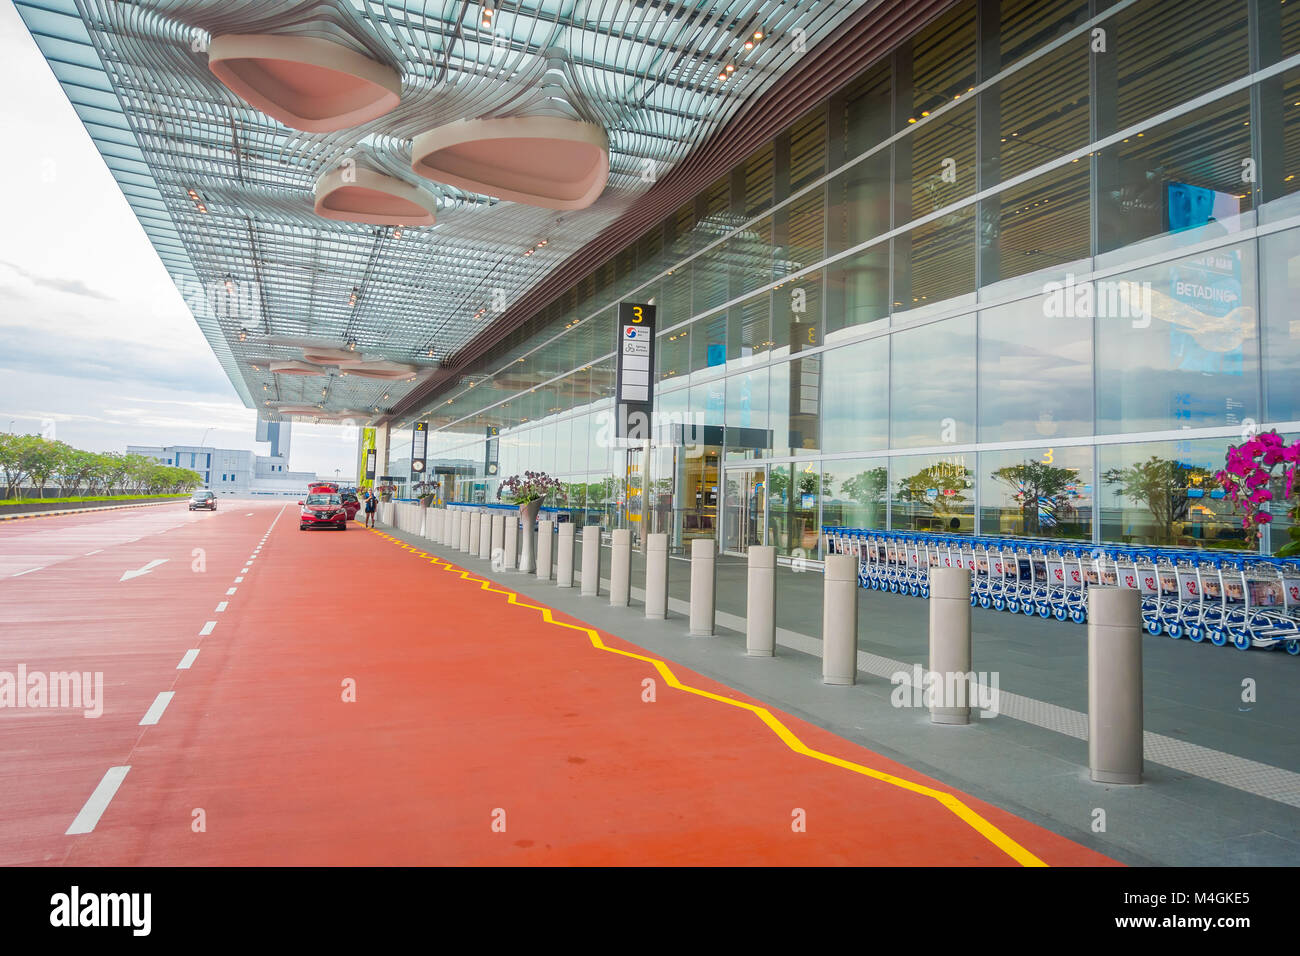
[{"xmin": 615, "ymin": 301, "xmax": 656, "ymax": 439}]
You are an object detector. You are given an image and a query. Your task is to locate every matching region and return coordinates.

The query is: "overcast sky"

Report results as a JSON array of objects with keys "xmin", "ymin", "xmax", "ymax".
[{"xmin": 0, "ymin": 1, "xmax": 357, "ymax": 480}]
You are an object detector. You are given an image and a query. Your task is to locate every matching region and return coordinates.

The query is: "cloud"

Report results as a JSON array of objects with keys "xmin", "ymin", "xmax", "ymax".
[
  {"xmin": 0, "ymin": 324, "xmax": 232, "ymax": 394},
  {"xmin": 0, "ymin": 259, "xmax": 112, "ymax": 301}
]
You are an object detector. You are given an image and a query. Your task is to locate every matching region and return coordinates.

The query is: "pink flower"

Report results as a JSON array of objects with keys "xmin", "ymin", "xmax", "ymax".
[
  {"xmin": 1257, "ymin": 512, "xmax": 1273, "ymax": 524},
  {"xmin": 1249, "ymin": 487, "xmax": 1273, "ymax": 503},
  {"xmin": 1242, "ymin": 439, "xmax": 1265, "ymax": 457},
  {"xmin": 1225, "ymin": 456, "xmax": 1251, "ymax": 477},
  {"xmin": 1263, "ymin": 448, "xmax": 1285, "ymax": 466},
  {"xmin": 1245, "ymin": 472, "xmax": 1269, "ymax": 489},
  {"xmin": 1259, "ymin": 431, "xmax": 1284, "ymax": 448}
]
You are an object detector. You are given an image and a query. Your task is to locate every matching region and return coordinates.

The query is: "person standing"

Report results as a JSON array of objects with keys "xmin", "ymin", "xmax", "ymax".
[{"xmin": 364, "ymin": 490, "xmax": 377, "ymax": 528}]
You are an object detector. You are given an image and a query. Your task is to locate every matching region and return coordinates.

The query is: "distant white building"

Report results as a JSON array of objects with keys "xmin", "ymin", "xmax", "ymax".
[{"xmin": 129, "ymin": 420, "xmax": 316, "ymax": 495}]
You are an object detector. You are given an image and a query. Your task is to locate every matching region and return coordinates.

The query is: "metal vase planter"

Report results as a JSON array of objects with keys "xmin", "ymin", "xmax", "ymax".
[{"xmin": 517, "ymin": 498, "xmax": 543, "ymax": 573}]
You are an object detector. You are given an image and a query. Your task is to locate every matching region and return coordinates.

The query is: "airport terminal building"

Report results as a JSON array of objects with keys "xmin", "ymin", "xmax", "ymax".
[{"xmin": 382, "ymin": 0, "xmax": 1300, "ymax": 559}]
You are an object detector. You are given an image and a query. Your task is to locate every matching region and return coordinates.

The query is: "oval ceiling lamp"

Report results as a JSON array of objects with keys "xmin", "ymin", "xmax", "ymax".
[
  {"xmin": 300, "ymin": 346, "xmax": 359, "ymax": 365},
  {"xmin": 269, "ymin": 360, "xmax": 328, "ymax": 376},
  {"xmin": 208, "ymin": 34, "xmax": 401, "ymax": 133},
  {"xmin": 410, "ymin": 116, "xmax": 609, "ymax": 210},
  {"xmin": 314, "ymin": 166, "xmax": 435, "ymax": 226},
  {"xmin": 339, "ymin": 359, "xmax": 418, "ymax": 380}
]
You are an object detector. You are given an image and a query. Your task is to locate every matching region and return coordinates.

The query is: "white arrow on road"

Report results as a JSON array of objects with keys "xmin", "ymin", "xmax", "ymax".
[{"xmin": 120, "ymin": 559, "xmax": 168, "ymax": 582}]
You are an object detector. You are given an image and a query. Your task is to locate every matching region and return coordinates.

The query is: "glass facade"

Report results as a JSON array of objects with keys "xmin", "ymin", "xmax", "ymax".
[{"xmin": 414, "ymin": 0, "xmax": 1300, "ymax": 558}]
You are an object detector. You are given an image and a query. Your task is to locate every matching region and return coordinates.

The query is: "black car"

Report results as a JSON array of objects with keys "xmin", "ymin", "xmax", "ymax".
[{"xmin": 189, "ymin": 490, "xmax": 217, "ymax": 511}]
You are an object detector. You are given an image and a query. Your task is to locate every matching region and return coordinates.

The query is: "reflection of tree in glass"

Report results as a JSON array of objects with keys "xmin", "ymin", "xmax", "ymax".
[
  {"xmin": 991, "ymin": 461, "xmax": 1078, "ymax": 536},
  {"xmin": 1102, "ymin": 456, "xmax": 1220, "ymax": 545},
  {"xmin": 768, "ymin": 467, "xmax": 832, "ymax": 503},
  {"xmin": 838, "ymin": 466, "xmax": 888, "ymax": 506},
  {"xmin": 564, "ymin": 482, "xmax": 587, "ymax": 507},
  {"xmin": 896, "ymin": 462, "xmax": 973, "ymax": 515}
]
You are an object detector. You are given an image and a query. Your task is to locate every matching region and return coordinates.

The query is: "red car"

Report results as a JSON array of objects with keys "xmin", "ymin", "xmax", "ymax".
[
  {"xmin": 299, "ymin": 492, "xmax": 348, "ymax": 531},
  {"xmin": 339, "ymin": 491, "xmax": 361, "ymax": 520}
]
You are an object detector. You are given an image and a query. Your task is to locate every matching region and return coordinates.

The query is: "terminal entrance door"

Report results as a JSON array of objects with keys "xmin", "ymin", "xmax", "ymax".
[{"xmin": 722, "ymin": 468, "xmax": 766, "ymax": 555}]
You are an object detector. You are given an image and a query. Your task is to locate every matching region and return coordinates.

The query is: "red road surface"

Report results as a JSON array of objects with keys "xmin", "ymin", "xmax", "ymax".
[{"xmin": 0, "ymin": 501, "xmax": 1115, "ymax": 866}]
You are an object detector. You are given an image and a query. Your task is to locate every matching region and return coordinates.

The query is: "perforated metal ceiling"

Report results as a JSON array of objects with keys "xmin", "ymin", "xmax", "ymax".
[{"xmin": 16, "ymin": 0, "xmax": 865, "ymax": 424}]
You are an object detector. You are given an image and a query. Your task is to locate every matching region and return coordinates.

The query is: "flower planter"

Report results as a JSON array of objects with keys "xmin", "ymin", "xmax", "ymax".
[{"xmin": 517, "ymin": 497, "xmax": 543, "ymax": 573}]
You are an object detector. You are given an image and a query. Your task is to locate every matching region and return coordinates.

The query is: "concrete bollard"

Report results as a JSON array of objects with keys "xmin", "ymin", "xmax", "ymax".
[
  {"xmin": 581, "ymin": 526, "xmax": 601, "ymax": 596},
  {"xmin": 556, "ymin": 522, "xmax": 576, "ymax": 587},
  {"xmin": 490, "ymin": 514, "xmax": 505, "ymax": 568},
  {"xmin": 431, "ymin": 509, "xmax": 444, "ymax": 542},
  {"xmin": 502, "ymin": 514, "xmax": 518, "ymax": 571},
  {"xmin": 1088, "ymin": 586, "xmax": 1144, "ymax": 785},
  {"xmin": 446, "ymin": 510, "xmax": 457, "ymax": 547},
  {"xmin": 746, "ymin": 546, "xmax": 777, "ymax": 656},
  {"xmin": 645, "ymin": 533, "xmax": 668, "ymax": 619},
  {"xmin": 689, "ymin": 537, "xmax": 715, "ymax": 636},
  {"xmin": 459, "ymin": 509, "xmax": 472, "ymax": 553},
  {"xmin": 468, "ymin": 511, "xmax": 482, "ymax": 557},
  {"xmin": 478, "ymin": 509, "xmax": 492, "ymax": 559},
  {"xmin": 609, "ymin": 528, "xmax": 632, "ymax": 606},
  {"xmin": 928, "ymin": 567, "xmax": 972, "ymax": 725},
  {"xmin": 822, "ymin": 554, "xmax": 858, "ymax": 685},
  {"xmin": 536, "ymin": 519, "xmax": 553, "ymax": 581}
]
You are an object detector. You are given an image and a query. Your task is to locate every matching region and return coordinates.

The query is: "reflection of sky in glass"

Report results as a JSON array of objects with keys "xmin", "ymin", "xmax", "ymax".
[
  {"xmin": 978, "ymin": 297, "xmax": 1091, "ymax": 442},
  {"xmin": 1097, "ymin": 243, "xmax": 1258, "ymax": 434},
  {"xmin": 890, "ymin": 315, "xmax": 976, "ymax": 448},
  {"xmin": 821, "ymin": 337, "xmax": 888, "ymax": 454}
]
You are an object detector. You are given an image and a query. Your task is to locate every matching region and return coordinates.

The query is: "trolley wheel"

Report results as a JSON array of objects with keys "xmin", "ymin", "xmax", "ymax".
[
  {"xmin": 889, "ymin": 581, "xmax": 899, "ymax": 593},
  {"xmin": 1209, "ymin": 628, "xmax": 1228, "ymax": 647},
  {"xmin": 1145, "ymin": 619, "xmax": 1162, "ymax": 636},
  {"xmin": 969, "ymin": 591, "xmax": 978, "ymax": 607},
  {"xmin": 979, "ymin": 594, "xmax": 991, "ymax": 608},
  {"xmin": 1070, "ymin": 608, "xmax": 1086, "ymax": 625},
  {"xmin": 1286, "ymin": 639, "xmax": 1300, "ymax": 657},
  {"xmin": 1188, "ymin": 625, "xmax": 1204, "ymax": 643},
  {"xmin": 1053, "ymin": 606, "xmax": 1068, "ymax": 622},
  {"xmin": 1006, "ymin": 600, "xmax": 1019, "ymax": 613},
  {"xmin": 993, "ymin": 598, "xmax": 1005, "ymax": 611},
  {"xmin": 1037, "ymin": 604, "xmax": 1051, "ymax": 618},
  {"xmin": 909, "ymin": 583, "xmax": 920, "ymax": 596},
  {"xmin": 1165, "ymin": 623, "xmax": 1181, "ymax": 639},
  {"xmin": 1232, "ymin": 631, "xmax": 1252, "ymax": 651},
  {"xmin": 1023, "ymin": 602, "xmax": 1037, "ymax": 616}
]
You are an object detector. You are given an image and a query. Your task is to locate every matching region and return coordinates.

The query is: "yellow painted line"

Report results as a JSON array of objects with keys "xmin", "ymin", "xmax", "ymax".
[{"xmin": 369, "ymin": 527, "xmax": 1047, "ymax": 866}]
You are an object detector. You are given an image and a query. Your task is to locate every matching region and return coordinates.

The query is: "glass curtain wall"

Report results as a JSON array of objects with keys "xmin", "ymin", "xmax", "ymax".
[{"xmin": 421, "ymin": 0, "xmax": 1298, "ymax": 557}]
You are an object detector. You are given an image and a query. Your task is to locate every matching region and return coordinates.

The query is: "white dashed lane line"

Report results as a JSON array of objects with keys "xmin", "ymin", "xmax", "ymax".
[
  {"xmin": 199, "ymin": 621, "xmax": 216, "ymax": 636},
  {"xmin": 234, "ymin": 576, "xmax": 244, "ymax": 583},
  {"xmin": 65, "ymin": 767, "xmax": 130, "ymax": 835},
  {"xmin": 177, "ymin": 650, "xmax": 199, "ymax": 670},
  {"xmin": 226, "ymin": 587, "xmax": 237, "ymax": 595},
  {"xmin": 215, "ymin": 602, "xmax": 228, "ymax": 613},
  {"xmin": 138, "ymin": 692, "xmax": 174, "ymax": 726}
]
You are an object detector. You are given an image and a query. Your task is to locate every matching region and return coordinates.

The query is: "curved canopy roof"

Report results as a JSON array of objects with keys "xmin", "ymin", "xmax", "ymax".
[{"xmin": 15, "ymin": 0, "xmax": 864, "ymax": 424}]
